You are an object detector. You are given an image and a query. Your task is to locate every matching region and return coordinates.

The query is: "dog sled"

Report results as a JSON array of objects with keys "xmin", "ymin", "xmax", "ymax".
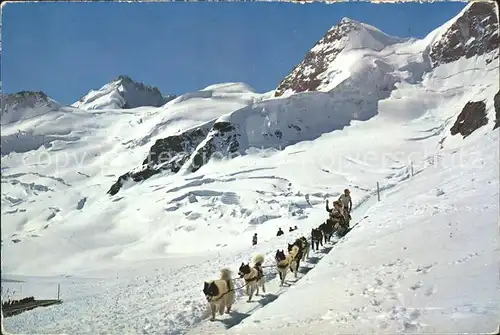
[{"xmin": 334, "ymin": 219, "xmax": 350, "ymax": 237}]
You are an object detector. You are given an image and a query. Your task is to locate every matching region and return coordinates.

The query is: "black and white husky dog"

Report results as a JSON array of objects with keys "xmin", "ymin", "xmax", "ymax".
[{"xmin": 238, "ymin": 254, "xmax": 265, "ymax": 302}]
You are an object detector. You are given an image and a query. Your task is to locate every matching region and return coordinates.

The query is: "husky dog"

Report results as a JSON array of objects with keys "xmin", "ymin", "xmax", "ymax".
[
  {"xmin": 203, "ymin": 268, "xmax": 236, "ymax": 321},
  {"xmin": 299, "ymin": 236, "xmax": 310, "ymax": 260},
  {"xmin": 288, "ymin": 237, "xmax": 307, "ymax": 270},
  {"xmin": 320, "ymin": 220, "xmax": 334, "ymax": 243},
  {"xmin": 238, "ymin": 254, "xmax": 266, "ymax": 302},
  {"xmin": 286, "ymin": 244, "xmax": 301, "ymax": 278},
  {"xmin": 275, "ymin": 249, "xmax": 292, "ymax": 286},
  {"xmin": 311, "ymin": 228, "xmax": 323, "ymax": 251}
]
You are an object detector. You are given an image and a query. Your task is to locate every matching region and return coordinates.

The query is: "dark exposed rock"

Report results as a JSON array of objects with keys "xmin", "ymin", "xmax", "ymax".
[
  {"xmin": 143, "ymin": 125, "xmax": 212, "ymax": 167},
  {"xmin": 438, "ymin": 136, "xmax": 446, "ymax": 149},
  {"xmin": 450, "ymin": 100, "xmax": 488, "ymax": 138},
  {"xmin": 493, "ymin": 90, "xmax": 500, "ymax": 130},
  {"xmin": 107, "ymin": 122, "xmax": 213, "ymax": 195},
  {"xmin": 76, "ymin": 197, "xmax": 87, "ymax": 210},
  {"xmin": 186, "ymin": 121, "xmax": 241, "ymax": 173},
  {"xmin": 429, "ymin": 2, "xmax": 499, "ymax": 67},
  {"xmin": 107, "ymin": 166, "xmax": 162, "ymax": 196}
]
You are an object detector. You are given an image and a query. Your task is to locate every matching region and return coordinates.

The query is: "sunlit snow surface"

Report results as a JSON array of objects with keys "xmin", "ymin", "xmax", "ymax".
[{"xmin": 2, "ymin": 13, "xmax": 499, "ymax": 335}]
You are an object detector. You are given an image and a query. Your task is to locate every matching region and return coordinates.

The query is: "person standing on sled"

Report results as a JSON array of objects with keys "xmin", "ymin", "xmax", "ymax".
[
  {"xmin": 338, "ymin": 189, "xmax": 352, "ymax": 221},
  {"xmin": 276, "ymin": 228, "xmax": 284, "ymax": 237}
]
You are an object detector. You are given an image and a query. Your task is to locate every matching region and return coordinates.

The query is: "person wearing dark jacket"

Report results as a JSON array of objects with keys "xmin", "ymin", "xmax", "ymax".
[
  {"xmin": 252, "ymin": 233, "xmax": 258, "ymax": 246},
  {"xmin": 276, "ymin": 228, "xmax": 284, "ymax": 236},
  {"xmin": 326, "ymin": 199, "xmax": 346, "ymax": 224}
]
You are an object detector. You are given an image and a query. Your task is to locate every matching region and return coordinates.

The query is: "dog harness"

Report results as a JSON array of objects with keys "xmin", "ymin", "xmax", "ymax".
[
  {"xmin": 245, "ymin": 265, "xmax": 263, "ymax": 282},
  {"xmin": 205, "ymin": 280, "xmax": 232, "ymax": 302},
  {"xmin": 277, "ymin": 261, "xmax": 288, "ymax": 269}
]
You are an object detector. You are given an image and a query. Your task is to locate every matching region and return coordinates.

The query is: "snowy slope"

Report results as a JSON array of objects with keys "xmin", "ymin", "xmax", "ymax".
[
  {"xmin": 3, "ymin": 56, "xmax": 498, "ymax": 333},
  {"xmin": 1, "ymin": 83, "xmax": 262, "ymax": 251},
  {"xmin": 228, "ymin": 130, "xmax": 499, "ymax": 335},
  {"xmin": 108, "ymin": 2, "xmax": 499, "ymax": 194},
  {"xmin": 1, "ymin": 91, "xmax": 62, "ymax": 126},
  {"xmin": 72, "ymin": 75, "xmax": 176, "ymax": 110},
  {"xmin": 2, "ymin": 2, "xmax": 499, "ymax": 334}
]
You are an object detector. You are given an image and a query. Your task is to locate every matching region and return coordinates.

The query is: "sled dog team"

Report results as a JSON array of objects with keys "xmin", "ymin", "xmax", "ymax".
[
  {"xmin": 202, "ymin": 237, "xmax": 310, "ymax": 321},
  {"xmin": 202, "ymin": 190, "xmax": 353, "ymax": 321}
]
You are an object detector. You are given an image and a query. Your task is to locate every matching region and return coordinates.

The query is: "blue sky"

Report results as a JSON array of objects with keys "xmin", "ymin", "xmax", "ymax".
[{"xmin": 2, "ymin": 1, "xmax": 466, "ymax": 104}]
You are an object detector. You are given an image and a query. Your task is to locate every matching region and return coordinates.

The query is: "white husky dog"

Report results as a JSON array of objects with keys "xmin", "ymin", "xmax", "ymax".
[
  {"xmin": 238, "ymin": 254, "xmax": 265, "ymax": 302},
  {"xmin": 275, "ymin": 249, "xmax": 293, "ymax": 286},
  {"xmin": 203, "ymin": 268, "xmax": 236, "ymax": 321}
]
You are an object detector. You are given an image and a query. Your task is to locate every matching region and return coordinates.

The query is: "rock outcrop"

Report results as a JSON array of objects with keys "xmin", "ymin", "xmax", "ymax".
[
  {"xmin": 107, "ymin": 121, "xmax": 214, "ymax": 195},
  {"xmin": 450, "ymin": 100, "xmax": 488, "ymax": 138},
  {"xmin": 429, "ymin": 2, "xmax": 499, "ymax": 67}
]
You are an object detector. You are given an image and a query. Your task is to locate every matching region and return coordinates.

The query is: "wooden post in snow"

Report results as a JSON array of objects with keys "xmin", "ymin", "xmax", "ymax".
[
  {"xmin": 1, "ymin": 294, "xmax": 4, "ymax": 334},
  {"xmin": 57, "ymin": 284, "xmax": 60, "ymax": 300},
  {"xmin": 411, "ymin": 161, "xmax": 414, "ymax": 177},
  {"xmin": 377, "ymin": 182, "xmax": 380, "ymax": 201}
]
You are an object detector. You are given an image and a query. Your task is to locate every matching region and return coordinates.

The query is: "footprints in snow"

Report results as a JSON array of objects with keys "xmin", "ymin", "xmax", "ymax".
[
  {"xmin": 435, "ymin": 188, "xmax": 445, "ymax": 197},
  {"xmin": 409, "ymin": 281, "xmax": 423, "ymax": 291},
  {"xmin": 386, "ymin": 306, "xmax": 422, "ymax": 332},
  {"xmin": 451, "ymin": 252, "xmax": 480, "ymax": 265},
  {"xmin": 424, "ymin": 285, "xmax": 437, "ymax": 297},
  {"xmin": 415, "ymin": 263, "xmax": 435, "ymax": 274},
  {"xmin": 341, "ymin": 259, "xmax": 440, "ymax": 331}
]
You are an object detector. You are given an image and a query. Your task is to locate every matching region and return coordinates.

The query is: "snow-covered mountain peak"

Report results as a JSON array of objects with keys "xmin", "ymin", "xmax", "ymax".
[
  {"xmin": 72, "ymin": 75, "xmax": 176, "ymax": 110},
  {"xmin": 428, "ymin": 1, "xmax": 499, "ymax": 66},
  {"xmin": 1, "ymin": 91, "xmax": 62, "ymax": 126},
  {"xmin": 274, "ymin": 17, "xmax": 406, "ymax": 97}
]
